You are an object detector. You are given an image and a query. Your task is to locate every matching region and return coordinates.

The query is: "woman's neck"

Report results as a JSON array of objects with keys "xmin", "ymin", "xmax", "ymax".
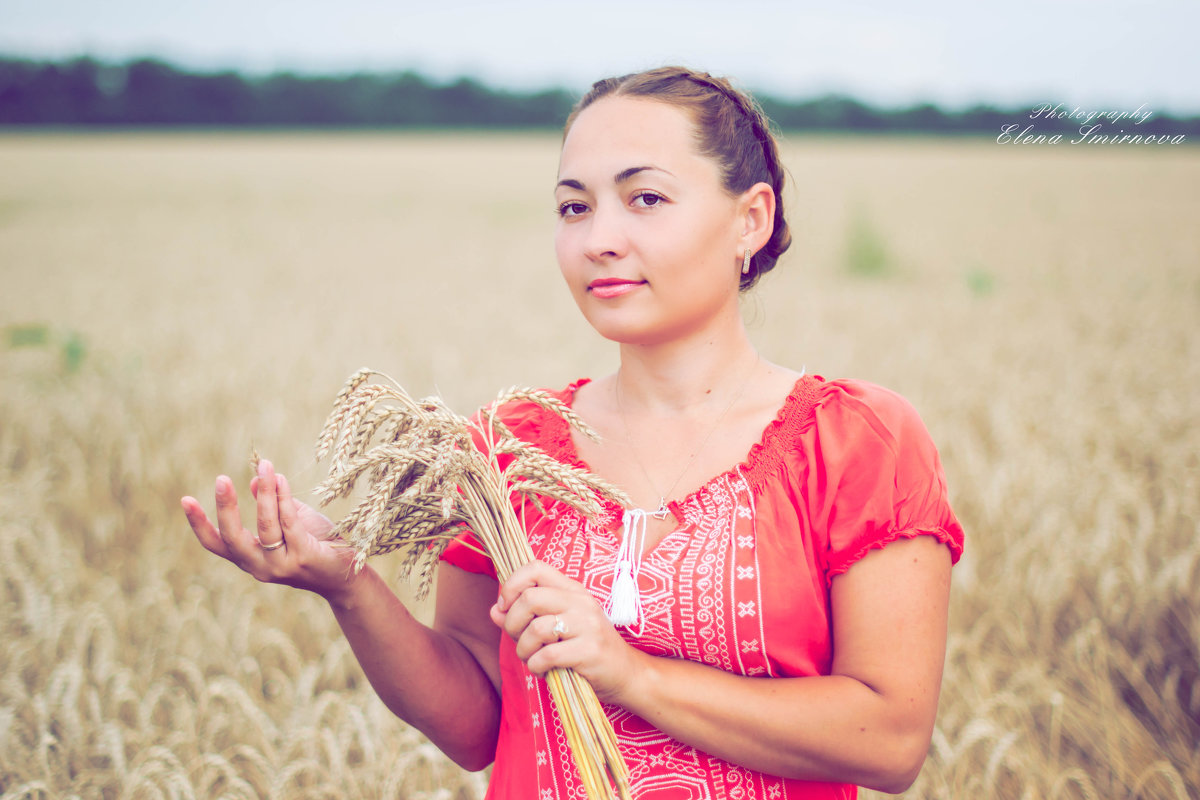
[{"xmin": 614, "ymin": 321, "xmax": 761, "ymax": 416}]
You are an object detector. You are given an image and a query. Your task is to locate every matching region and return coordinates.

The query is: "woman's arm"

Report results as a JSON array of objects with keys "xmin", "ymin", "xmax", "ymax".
[
  {"xmin": 182, "ymin": 460, "xmax": 503, "ymax": 771},
  {"xmin": 328, "ymin": 563, "xmax": 502, "ymax": 770},
  {"xmin": 493, "ymin": 534, "xmax": 952, "ymax": 792}
]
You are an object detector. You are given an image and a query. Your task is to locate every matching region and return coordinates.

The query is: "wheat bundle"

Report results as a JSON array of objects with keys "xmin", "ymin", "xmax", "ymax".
[{"xmin": 312, "ymin": 368, "xmax": 633, "ymax": 800}]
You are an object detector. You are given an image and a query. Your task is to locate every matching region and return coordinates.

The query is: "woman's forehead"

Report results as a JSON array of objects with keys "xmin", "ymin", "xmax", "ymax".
[{"xmin": 557, "ymin": 96, "xmax": 707, "ymax": 182}]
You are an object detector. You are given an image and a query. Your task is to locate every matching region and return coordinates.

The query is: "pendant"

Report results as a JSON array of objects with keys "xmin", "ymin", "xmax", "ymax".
[{"xmin": 649, "ymin": 498, "xmax": 670, "ymax": 520}]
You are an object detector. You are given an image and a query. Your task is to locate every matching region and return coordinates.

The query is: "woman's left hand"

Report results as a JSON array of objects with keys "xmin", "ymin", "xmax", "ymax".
[{"xmin": 490, "ymin": 561, "xmax": 642, "ymax": 703}]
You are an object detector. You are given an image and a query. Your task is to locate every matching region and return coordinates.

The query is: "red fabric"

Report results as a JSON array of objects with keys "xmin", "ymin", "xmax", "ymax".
[{"xmin": 442, "ymin": 375, "xmax": 964, "ymax": 800}]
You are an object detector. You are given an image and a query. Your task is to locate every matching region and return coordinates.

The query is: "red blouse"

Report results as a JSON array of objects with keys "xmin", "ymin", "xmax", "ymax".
[{"xmin": 442, "ymin": 375, "xmax": 964, "ymax": 800}]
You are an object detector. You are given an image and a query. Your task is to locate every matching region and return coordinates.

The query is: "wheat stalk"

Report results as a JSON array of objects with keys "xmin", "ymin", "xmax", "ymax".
[{"xmin": 312, "ymin": 369, "xmax": 632, "ymax": 800}]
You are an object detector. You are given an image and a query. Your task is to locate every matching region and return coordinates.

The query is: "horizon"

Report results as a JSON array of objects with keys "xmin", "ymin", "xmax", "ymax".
[{"xmin": 2, "ymin": 1, "xmax": 1198, "ymax": 115}]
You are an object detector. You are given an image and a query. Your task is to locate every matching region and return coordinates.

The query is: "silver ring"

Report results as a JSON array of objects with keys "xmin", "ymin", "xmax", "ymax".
[
  {"xmin": 552, "ymin": 616, "xmax": 568, "ymax": 640},
  {"xmin": 259, "ymin": 538, "xmax": 285, "ymax": 551}
]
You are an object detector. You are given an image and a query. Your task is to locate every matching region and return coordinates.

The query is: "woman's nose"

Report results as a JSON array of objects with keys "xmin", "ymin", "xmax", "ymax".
[{"xmin": 582, "ymin": 204, "xmax": 627, "ymax": 261}]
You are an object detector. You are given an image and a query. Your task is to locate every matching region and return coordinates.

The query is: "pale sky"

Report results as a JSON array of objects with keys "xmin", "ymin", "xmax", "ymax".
[{"xmin": 2, "ymin": 0, "xmax": 1198, "ymax": 114}]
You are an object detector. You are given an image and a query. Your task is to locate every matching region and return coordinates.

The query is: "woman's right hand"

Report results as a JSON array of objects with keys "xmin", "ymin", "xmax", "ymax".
[{"xmin": 181, "ymin": 459, "xmax": 361, "ymax": 602}]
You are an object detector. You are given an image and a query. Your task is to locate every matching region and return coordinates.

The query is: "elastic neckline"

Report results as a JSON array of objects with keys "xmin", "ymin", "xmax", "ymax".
[{"xmin": 534, "ymin": 374, "xmax": 824, "ymax": 523}]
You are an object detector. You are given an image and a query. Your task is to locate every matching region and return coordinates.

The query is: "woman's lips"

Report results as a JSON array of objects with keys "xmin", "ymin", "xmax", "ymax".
[{"xmin": 588, "ymin": 279, "xmax": 645, "ymax": 299}]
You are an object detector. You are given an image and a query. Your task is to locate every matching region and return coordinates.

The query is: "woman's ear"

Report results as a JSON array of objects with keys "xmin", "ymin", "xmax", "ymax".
[{"xmin": 739, "ymin": 181, "xmax": 776, "ymax": 253}]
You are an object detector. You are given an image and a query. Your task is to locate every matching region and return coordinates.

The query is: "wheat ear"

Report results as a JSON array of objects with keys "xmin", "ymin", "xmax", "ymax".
[{"xmin": 311, "ymin": 370, "xmax": 632, "ymax": 800}]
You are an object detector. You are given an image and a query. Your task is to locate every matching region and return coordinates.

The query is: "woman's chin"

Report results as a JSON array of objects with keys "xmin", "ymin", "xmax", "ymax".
[{"xmin": 586, "ymin": 318, "xmax": 689, "ymax": 348}]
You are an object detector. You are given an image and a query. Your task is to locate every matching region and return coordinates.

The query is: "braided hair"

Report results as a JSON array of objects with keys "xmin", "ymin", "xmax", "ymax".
[{"xmin": 564, "ymin": 67, "xmax": 792, "ymax": 291}]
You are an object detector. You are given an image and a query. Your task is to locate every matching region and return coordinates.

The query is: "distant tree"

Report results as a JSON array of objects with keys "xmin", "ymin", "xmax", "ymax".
[
  {"xmin": 892, "ymin": 103, "xmax": 946, "ymax": 132},
  {"xmin": 122, "ymin": 58, "xmax": 185, "ymax": 123},
  {"xmin": 1, "ymin": 54, "xmax": 1197, "ymax": 136},
  {"xmin": 191, "ymin": 70, "xmax": 255, "ymax": 124},
  {"xmin": 957, "ymin": 104, "xmax": 1009, "ymax": 133},
  {"xmin": 58, "ymin": 57, "xmax": 107, "ymax": 123},
  {"xmin": 762, "ymin": 94, "xmax": 889, "ymax": 132},
  {"xmin": 373, "ymin": 72, "xmax": 438, "ymax": 125}
]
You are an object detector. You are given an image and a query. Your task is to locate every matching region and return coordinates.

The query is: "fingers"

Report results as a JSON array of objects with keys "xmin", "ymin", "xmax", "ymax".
[
  {"xmin": 255, "ymin": 460, "xmax": 285, "ymax": 552},
  {"xmin": 180, "ymin": 495, "xmax": 230, "ymax": 558},
  {"xmin": 491, "ymin": 563, "xmax": 611, "ymax": 671},
  {"xmin": 495, "ymin": 563, "xmax": 569, "ymax": 637},
  {"xmin": 517, "ymin": 608, "xmax": 618, "ymax": 678},
  {"xmin": 489, "ymin": 563, "xmax": 636, "ymax": 691},
  {"xmin": 496, "ymin": 584, "xmax": 566, "ymax": 642},
  {"xmin": 496, "ymin": 600, "xmax": 569, "ymax": 663},
  {"xmin": 277, "ymin": 473, "xmax": 296, "ymax": 523},
  {"xmin": 495, "ymin": 560, "xmax": 574, "ymax": 613},
  {"xmin": 214, "ymin": 475, "xmax": 256, "ymax": 557},
  {"xmin": 277, "ymin": 473, "xmax": 301, "ymax": 548},
  {"xmin": 512, "ymin": 614, "xmax": 567, "ymax": 666},
  {"xmin": 183, "ymin": 463, "xmax": 306, "ymax": 580}
]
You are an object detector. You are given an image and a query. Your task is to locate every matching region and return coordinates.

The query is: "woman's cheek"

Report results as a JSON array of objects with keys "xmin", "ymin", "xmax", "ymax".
[{"xmin": 555, "ymin": 237, "xmax": 589, "ymax": 296}]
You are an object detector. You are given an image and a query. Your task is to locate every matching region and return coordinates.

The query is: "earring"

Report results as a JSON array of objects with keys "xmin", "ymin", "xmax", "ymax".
[{"xmin": 742, "ymin": 248, "xmax": 753, "ymax": 275}]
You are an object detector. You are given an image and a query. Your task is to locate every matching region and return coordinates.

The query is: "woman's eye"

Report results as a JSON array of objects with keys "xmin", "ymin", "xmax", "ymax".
[
  {"xmin": 632, "ymin": 192, "xmax": 665, "ymax": 208},
  {"xmin": 557, "ymin": 201, "xmax": 589, "ymax": 218}
]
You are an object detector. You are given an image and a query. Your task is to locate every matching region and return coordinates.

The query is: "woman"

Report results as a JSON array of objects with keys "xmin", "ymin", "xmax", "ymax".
[{"xmin": 181, "ymin": 67, "xmax": 963, "ymax": 799}]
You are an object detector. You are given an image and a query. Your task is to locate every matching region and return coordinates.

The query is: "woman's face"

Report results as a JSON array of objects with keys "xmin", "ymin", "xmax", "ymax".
[{"xmin": 554, "ymin": 96, "xmax": 746, "ymax": 346}]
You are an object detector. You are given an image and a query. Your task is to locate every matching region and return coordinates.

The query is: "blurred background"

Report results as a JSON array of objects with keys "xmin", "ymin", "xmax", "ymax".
[
  {"xmin": 1, "ymin": 2, "xmax": 1198, "ymax": 798},
  {"xmin": 4, "ymin": 0, "xmax": 1200, "ymax": 126}
]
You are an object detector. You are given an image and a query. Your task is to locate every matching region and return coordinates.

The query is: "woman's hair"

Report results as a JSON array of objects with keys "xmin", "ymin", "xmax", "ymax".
[{"xmin": 565, "ymin": 66, "xmax": 792, "ymax": 291}]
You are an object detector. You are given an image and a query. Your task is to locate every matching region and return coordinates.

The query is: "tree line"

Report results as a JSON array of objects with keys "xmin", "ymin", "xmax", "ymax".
[{"xmin": 2, "ymin": 55, "xmax": 1197, "ymax": 137}]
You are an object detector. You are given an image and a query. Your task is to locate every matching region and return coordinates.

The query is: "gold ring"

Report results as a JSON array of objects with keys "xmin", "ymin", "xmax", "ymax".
[
  {"xmin": 552, "ymin": 616, "xmax": 568, "ymax": 640},
  {"xmin": 259, "ymin": 538, "xmax": 285, "ymax": 551}
]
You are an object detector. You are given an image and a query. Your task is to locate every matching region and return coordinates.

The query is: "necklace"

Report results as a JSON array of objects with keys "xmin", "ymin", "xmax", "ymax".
[
  {"xmin": 604, "ymin": 354, "xmax": 762, "ymax": 629},
  {"xmin": 614, "ymin": 353, "xmax": 762, "ymax": 520}
]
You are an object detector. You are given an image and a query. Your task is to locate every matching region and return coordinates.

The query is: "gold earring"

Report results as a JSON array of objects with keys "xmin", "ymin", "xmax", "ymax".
[{"xmin": 742, "ymin": 248, "xmax": 753, "ymax": 275}]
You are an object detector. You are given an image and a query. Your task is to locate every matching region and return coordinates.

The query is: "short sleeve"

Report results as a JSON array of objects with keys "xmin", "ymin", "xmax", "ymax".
[
  {"xmin": 810, "ymin": 380, "xmax": 964, "ymax": 583},
  {"xmin": 440, "ymin": 526, "xmax": 497, "ymax": 578}
]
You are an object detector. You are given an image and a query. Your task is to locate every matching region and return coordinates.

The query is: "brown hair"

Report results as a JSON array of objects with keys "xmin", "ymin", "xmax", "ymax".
[{"xmin": 565, "ymin": 66, "xmax": 792, "ymax": 291}]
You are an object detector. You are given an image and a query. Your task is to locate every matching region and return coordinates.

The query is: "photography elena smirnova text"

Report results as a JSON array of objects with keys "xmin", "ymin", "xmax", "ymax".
[{"xmin": 997, "ymin": 103, "xmax": 1187, "ymax": 145}]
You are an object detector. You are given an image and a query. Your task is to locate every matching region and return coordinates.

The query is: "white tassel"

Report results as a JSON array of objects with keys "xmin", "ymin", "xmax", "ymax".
[
  {"xmin": 607, "ymin": 562, "xmax": 640, "ymax": 626},
  {"xmin": 605, "ymin": 508, "xmax": 648, "ymax": 628}
]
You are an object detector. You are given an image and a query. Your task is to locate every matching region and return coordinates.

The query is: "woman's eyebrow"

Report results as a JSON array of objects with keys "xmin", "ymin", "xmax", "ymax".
[
  {"xmin": 614, "ymin": 165, "xmax": 652, "ymax": 183},
  {"xmin": 556, "ymin": 165, "xmax": 674, "ymax": 192}
]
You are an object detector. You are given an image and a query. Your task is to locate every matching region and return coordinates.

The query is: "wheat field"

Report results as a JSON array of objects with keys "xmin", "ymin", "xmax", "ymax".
[{"xmin": 1, "ymin": 131, "xmax": 1197, "ymax": 799}]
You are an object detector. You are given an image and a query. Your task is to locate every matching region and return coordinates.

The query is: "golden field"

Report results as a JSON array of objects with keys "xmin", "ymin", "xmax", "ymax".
[{"xmin": 1, "ymin": 131, "xmax": 1197, "ymax": 799}]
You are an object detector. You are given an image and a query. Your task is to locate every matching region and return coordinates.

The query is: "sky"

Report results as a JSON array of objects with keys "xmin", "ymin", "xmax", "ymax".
[{"xmin": 2, "ymin": 0, "xmax": 1198, "ymax": 114}]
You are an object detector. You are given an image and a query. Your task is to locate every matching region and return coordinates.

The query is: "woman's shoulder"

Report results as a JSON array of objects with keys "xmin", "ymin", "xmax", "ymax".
[
  {"xmin": 765, "ymin": 374, "xmax": 928, "ymax": 445},
  {"xmin": 805, "ymin": 377, "xmax": 951, "ymax": 514},
  {"xmin": 753, "ymin": 374, "xmax": 941, "ymax": 487},
  {"xmin": 808, "ymin": 376, "xmax": 930, "ymax": 446}
]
